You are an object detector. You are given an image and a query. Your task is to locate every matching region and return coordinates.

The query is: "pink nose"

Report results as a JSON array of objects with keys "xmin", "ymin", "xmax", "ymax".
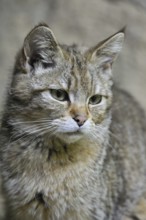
[{"xmin": 73, "ymin": 114, "xmax": 87, "ymax": 127}]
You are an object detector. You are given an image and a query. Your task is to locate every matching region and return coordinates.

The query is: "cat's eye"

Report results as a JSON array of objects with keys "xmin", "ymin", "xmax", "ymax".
[
  {"xmin": 89, "ymin": 94, "xmax": 102, "ymax": 105},
  {"xmin": 50, "ymin": 89, "xmax": 69, "ymax": 102}
]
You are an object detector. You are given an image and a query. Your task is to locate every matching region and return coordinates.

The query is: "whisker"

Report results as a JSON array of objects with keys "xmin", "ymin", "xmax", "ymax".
[
  {"xmin": 9, "ymin": 126, "xmax": 56, "ymax": 146},
  {"xmin": 9, "ymin": 121, "xmax": 57, "ymax": 145},
  {"xmin": 108, "ymin": 130, "xmax": 119, "ymax": 142},
  {"xmin": 10, "ymin": 119, "xmax": 54, "ymax": 125}
]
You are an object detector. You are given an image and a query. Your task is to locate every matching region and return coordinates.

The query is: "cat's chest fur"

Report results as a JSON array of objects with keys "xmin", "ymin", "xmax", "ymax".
[{"xmin": 4, "ymin": 136, "xmax": 106, "ymax": 220}]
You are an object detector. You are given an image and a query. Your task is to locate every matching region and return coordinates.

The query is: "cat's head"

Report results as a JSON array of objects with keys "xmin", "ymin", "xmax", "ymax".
[{"xmin": 8, "ymin": 23, "xmax": 124, "ymax": 144}]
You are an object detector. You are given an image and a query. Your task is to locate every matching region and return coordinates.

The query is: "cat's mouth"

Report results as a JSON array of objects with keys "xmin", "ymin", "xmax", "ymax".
[
  {"xmin": 65, "ymin": 129, "xmax": 81, "ymax": 135},
  {"xmin": 57, "ymin": 129, "xmax": 84, "ymax": 144}
]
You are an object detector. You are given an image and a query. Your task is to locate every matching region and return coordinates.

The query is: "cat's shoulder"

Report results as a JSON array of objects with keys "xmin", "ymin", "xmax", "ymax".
[
  {"xmin": 113, "ymin": 86, "xmax": 143, "ymax": 111},
  {"xmin": 112, "ymin": 86, "xmax": 146, "ymax": 130}
]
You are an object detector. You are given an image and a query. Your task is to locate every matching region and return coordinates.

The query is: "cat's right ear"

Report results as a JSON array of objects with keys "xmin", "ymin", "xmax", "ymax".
[{"xmin": 22, "ymin": 23, "xmax": 64, "ymax": 71}]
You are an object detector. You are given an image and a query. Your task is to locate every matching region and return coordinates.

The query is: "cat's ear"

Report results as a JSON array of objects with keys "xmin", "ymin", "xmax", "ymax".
[
  {"xmin": 86, "ymin": 28, "xmax": 125, "ymax": 66},
  {"xmin": 23, "ymin": 23, "xmax": 64, "ymax": 70}
]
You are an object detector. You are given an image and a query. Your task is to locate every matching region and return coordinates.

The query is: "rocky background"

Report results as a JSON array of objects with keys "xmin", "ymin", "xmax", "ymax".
[{"xmin": 0, "ymin": 0, "xmax": 146, "ymax": 217}]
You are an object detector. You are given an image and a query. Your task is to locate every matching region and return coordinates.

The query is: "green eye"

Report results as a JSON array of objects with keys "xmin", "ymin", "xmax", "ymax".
[
  {"xmin": 50, "ymin": 89, "xmax": 69, "ymax": 102},
  {"xmin": 89, "ymin": 94, "xmax": 102, "ymax": 105}
]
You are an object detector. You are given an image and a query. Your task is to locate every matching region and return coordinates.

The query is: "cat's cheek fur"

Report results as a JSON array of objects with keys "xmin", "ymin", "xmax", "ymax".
[
  {"xmin": 10, "ymin": 74, "xmax": 32, "ymax": 102},
  {"xmin": 89, "ymin": 102, "xmax": 111, "ymax": 124}
]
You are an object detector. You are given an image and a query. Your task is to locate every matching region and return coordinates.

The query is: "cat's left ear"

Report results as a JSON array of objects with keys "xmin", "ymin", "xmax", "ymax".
[{"xmin": 86, "ymin": 28, "xmax": 125, "ymax": 66}]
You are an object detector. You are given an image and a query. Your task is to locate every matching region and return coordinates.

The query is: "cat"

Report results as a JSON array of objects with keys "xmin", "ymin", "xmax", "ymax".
[{"xmin": 0, "ymin": 23, "xmax": 146, "ymax": 220}]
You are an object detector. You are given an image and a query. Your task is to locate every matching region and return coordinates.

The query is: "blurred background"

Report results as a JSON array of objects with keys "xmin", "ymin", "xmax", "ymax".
[
  {"xmin": 0, "ymin": 0, "xmax": 146, "ymax": 110},
  {"xmin": 0, "ymin": 0, "xmax": 146, "ymax": 217}
]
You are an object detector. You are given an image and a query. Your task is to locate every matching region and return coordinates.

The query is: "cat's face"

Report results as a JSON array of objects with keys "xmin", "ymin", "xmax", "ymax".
[{"xmin": 9, "ymin": 24, "xmax": 124, "ymax": 144}]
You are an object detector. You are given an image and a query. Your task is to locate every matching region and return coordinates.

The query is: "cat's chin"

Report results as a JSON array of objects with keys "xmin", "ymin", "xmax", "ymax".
[{"xmin": 57, "ymin": 132, "xmax": 83, "ymax": 144}]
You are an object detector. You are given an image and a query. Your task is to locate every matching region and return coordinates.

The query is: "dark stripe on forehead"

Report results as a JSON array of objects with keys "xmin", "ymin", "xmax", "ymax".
[
  {"xmin": 67, "ymin": 48, "xmax": 93, "ymax": 97},
  {"xmin": 75, "ymin": 55, "xmax": 93, "ymax": 95},
  {"xmin": 75, "ymin": 54, "xmax": 83, "ymax": 70},
  {"xmin": 69, "ymin": 55, "xmax": 80, "ymax": 91}
]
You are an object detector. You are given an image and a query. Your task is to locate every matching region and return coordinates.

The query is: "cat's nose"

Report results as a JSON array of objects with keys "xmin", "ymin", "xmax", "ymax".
[{"xmin": 73, "ymin": 114, "xmax": 87, "ymax": 127}]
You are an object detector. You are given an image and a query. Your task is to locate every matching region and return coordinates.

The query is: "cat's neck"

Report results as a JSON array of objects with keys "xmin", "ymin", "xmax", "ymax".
[{"xmin": 39, "ymin": 134, "xmax": 108, "ymax": 171}]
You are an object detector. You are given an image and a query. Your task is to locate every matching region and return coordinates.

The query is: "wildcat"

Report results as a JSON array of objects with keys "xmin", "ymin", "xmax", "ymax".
[{"xmin": 0, "ymin": 23, "xmax": 146, "ymax": 220}]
